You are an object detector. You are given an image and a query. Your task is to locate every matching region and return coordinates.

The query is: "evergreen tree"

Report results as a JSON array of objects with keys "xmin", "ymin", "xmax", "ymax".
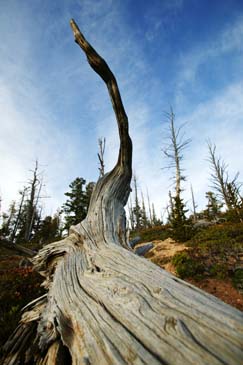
[
  {"xmin": 0, "ymin": 201, "xmax": 17, "ymax": 239},
  {"xmin": 62, "ymin": 177, "xmax": 95, "ymax": 231},
  {"xmin": 151, "ymin": 203, "xmax": 161, "ymax": 226},
  {"xmin": 35, "ymin": 213, "xmax": 62, "ymax": 244},
  {"xmin": 225, "ymin": 182, "xmax": 243, "ymax": 222},
  {"xmin": 11, "ymin": 187, "xmax": 28, "ymax": 242},
  {"xmin": 205, "ymin": 191, "xmax": 222, "ymax": 221},
  {"xmin": 169, "ymin": 194, "xmax": 191, "ymax": 242}
]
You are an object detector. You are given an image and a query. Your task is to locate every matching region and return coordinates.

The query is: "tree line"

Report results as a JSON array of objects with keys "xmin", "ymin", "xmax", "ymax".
[
  {"xmin": 0, "ymin": 167, "xmax": 95, "ymax": 245},
  {"xmin": 1, "ymin": 110, "xmax": 242, "ymax": 246}
]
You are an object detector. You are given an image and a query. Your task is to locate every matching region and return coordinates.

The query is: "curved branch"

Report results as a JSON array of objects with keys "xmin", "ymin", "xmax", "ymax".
[{"xmin": 70, "ymin": 19, "xmax": 132, "ymax": 171}]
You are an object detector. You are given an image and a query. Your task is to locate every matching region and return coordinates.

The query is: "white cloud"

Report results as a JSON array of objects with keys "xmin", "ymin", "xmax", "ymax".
[{"xmin": 0, "ymin": 0, "xmax": 242, "ymax": 226}]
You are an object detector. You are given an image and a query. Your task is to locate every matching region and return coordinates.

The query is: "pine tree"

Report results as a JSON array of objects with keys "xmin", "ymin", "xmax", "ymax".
[
  {"xmin": 225, "ymin": 182, "xmax": 243, "ymax": 222},
  {"xmin": 169, "ymin": 194, "xmax": 191, "ymax": 241},
  {"xmin": 11, "ymin": 187, "xmax": 28, "ymax": 242},
  {"xmin": 35, "ymin": 213, "xmax": 62, "ymax": 244},
  {"xmin": 151, "ymin": 203, "xmax": 161, "ymax": 226},
  {"xmin": 205, "ymin": 191, "xmax": 223, "ymax": 221},
  {"xmin": 62, "ymin": 178, "xmax": 95, "ymax": 231},
  {"xmin": 62, "ymin": 177, "xmax": 87, "ymax": 230},
  {"xmin": 0, "ymin": 201, "xmax": 17, "ymax": 239}
]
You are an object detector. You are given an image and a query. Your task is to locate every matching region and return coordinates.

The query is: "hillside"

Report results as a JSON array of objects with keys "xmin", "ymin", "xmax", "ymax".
[{"xmin": 1, "ymin": 221, "xmax": 243, "ymax": 352}]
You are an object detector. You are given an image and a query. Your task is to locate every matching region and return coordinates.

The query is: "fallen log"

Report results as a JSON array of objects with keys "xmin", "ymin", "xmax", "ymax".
[
  {"xmin": 0, "ymin": 239, "xmax": 35, "ymax": 257},
  {"xmin": 2, "ymin": 19, "xmax": 243, "ymax": 365}
]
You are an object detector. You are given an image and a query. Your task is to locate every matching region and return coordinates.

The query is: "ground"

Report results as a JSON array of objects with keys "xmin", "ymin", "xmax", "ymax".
[
  {"xmin": 0, "ymin": 246, "xmax": 44, "ymax": 355},
  {"xmin": 143, "ymin": 238, "xmax": 243, "ymax": 311},
  {"xmin": 1, "ymin": 224, "xmax": 243, "ymax": 351}
]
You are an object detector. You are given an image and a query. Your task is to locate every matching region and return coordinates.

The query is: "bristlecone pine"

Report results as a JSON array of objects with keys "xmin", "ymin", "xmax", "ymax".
[{"xmin": 2, "ymin": 19, "xmax": 243, "ymax": 365}]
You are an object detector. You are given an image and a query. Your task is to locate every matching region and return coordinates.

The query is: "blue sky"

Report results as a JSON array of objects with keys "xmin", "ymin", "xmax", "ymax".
[{"xmin": 1, "ymin": 0, "xmax": 243, "ymax": 220}]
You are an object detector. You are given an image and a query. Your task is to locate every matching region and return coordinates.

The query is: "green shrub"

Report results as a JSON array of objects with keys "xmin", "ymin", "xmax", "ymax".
[
  {"xmin": 172, "ymin": 251, "xmax": 204, "ymax": 279},
  {"xmin": 209, "ymin": 263, "xmax": 228, "ymax": 279},
  {"xmin": 188, "ymin": 223, "xmax": 243, "ymax": 253},
  {"xmin": 232, "ymin": 269, "xmax": 243, "ymax": 290}
]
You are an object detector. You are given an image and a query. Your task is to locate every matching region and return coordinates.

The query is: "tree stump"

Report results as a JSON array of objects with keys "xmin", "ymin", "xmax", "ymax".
[{"xmin": 2, "ymin": 20, "xmax": 243, "ymax": 365}]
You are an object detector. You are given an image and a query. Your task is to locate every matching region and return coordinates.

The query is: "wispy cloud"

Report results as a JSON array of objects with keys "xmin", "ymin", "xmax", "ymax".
[
  {"xmin": 174, "ymin": 15, "xmax": 243, "ymax": 109},
  {"xmin": 0, "ymin": 0, "xmax": 243, "ymax": 222}
]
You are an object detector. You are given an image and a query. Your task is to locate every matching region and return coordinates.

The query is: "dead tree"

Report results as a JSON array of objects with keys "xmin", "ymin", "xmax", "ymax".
[
  {"xmin": 190, "ymin": 184, "xmax": 197, "ymax": 223},
  {"xmin": 146, "ymin": 188, "xmax": 153, "ymax": 225},
  {"xmin": 98, "ymin": 137, "xmax": 106, "ymax": 178},
  {"xmin": 2, "ymin": 20, "xmax": 243, "ymax": 365},
  {"xmin": 133, "ymin": 174, "xmax": 141, "ymax": 230},
  {"xmin": 24, "ymin": 160, "xmax": 42, "ymax": 241},
  {"xmin": 11, "ymin": 187, "xmax": 28, "ymax": 242},
  {"xmin": 162, "ymin": 109, "xmax": 191, "ymax": 199},
  {"xmin": 208, "ymin": 141, "xmax": 242, "ymax": 211}
]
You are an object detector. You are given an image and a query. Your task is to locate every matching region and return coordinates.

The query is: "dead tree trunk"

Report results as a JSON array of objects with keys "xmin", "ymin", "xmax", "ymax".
[
  {"xmin": 2, "ymin": 20, "xmax": 243, "ymax": 365},
  {"xmin": 98, "ymin": 137, "xmax": 106, "ymax": 178}
]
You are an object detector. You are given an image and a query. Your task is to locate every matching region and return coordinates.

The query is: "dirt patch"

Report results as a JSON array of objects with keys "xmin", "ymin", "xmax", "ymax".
[
  {"xmin": 144, "ymin": 238, "xmax": 188, "ymax": 273},
  {"xmin": 187, "ymin": 278, "xmax": 243, "ymax": 311}
]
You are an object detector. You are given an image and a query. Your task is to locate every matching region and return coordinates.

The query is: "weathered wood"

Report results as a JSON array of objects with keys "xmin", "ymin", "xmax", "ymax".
[{"xmin": 2, "ymin": 20, "xmax": 243, "ymax": 365}]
